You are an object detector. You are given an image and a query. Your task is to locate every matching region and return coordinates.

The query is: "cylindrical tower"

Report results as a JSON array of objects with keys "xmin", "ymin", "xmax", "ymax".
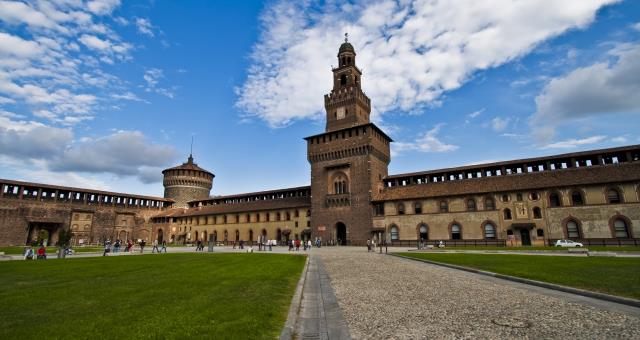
[{"xmin": 162, "ymin": 154, "xmax": 214, "ymax": 208}]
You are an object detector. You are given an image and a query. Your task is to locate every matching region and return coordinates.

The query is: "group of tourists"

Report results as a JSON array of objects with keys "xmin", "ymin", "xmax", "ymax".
[
  {"xmin": 286, "ymin": 239, "xmax": 314, "ymax": 251},
  {"xmin": 195, "ymin": 239, "xmax": 206, "ymax": 251},
  {"xmin": 101, "ymin": 238, "xmax": 167, "ymax": 256}
]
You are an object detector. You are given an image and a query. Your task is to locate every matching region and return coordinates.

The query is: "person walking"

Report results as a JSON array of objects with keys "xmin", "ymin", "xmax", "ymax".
[
  {"xmin": 161, "ymin": 240, "xmax": 167, "ymax": 253},
  {"xmin": 295, "ymin": 239, "xmax": 300, "ymax": 251},
  {"xmin": 140, "ymin": 239, "xmax": 146, "ymax": 253},
  {"xmin": 367, "ymin": 239, "xmax": 371, "ymax": 252},
  {"xmin": 103, "ymin": 240, "xmax": 111, "ymax": 257},
  {"xmin": 152, "ymin": 239, "xmax": 159, "ymax": 253},
  {"xmin": 307, "ymin": 240, "xmax": 312, "ymax": 251}
]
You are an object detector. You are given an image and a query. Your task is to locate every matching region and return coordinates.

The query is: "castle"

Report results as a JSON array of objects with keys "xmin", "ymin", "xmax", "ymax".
[{"xmin": 1, "ymin": 41, "xmax": 638, "ymax": 247}]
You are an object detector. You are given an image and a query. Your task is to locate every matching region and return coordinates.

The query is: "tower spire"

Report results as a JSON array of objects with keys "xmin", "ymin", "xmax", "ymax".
[{"xmin": 188, "ymin": 136, "xmax": 194, "ymax": 163}]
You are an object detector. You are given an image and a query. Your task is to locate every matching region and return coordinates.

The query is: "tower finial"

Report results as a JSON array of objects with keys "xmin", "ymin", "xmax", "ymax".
[
  {"xmin": 188, "ymin": 135, "xmax": 194, "ymax": 163},
  {"xmin": 344, "ymin": 32, "xmax": 348, "ymax": 43}
]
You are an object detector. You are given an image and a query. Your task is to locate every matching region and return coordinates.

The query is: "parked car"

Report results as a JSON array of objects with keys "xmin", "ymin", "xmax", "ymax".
[{"xmin": 554, "ymin": 239, "xmax": 584, "ymax": 247}]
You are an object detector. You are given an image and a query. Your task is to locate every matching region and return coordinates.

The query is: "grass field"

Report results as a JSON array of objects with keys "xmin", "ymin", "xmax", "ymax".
[
  {"xmin": 0, "ymin": 253, "xmax": 306, "ymax": 339},
  {"xmin": 399, "ymin": 252, "xmax": 640, "ymax": 299},
  {"xmin": 426, "ymin": 246, "xmax": 640, "ymax": 252}
]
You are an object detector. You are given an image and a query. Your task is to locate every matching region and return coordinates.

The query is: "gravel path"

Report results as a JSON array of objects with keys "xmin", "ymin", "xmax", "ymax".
[{"xmin": 315, "ymin": 247, "xmax": 640, "ymax": 339}]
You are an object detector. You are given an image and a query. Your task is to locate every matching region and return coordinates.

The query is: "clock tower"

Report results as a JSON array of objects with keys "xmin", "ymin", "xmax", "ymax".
[
  {"xmin": 325, "ymin": 34, "xmax": 371, "ymax": 132},
  {"xmin": 306, "ymin": 36, "xmax": 392, "ymax": 245}
]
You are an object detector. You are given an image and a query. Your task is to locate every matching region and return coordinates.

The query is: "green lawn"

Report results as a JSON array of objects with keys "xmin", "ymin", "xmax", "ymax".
[
  {"xmin": 0, "ymin": 253, "xmax": 306, "ymax": 339},
  {"xmin": 399, "ymin": 252, "xmax": 640, "ymax": 299},
  {"xmin": 426, "ymin": 246, "xmax": 640, "ymax": 252}
]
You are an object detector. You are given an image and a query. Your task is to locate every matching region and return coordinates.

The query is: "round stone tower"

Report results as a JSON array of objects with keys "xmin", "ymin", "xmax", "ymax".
[{"xmin": 162, "ymin": 154, "xmax": 214, "ymax": 208}]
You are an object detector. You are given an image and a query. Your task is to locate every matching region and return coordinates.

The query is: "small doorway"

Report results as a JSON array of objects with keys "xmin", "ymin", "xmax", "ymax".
[
  {"xmin": 520, "ymin": 229, "xmax": 531, "ymax": 246},
  {"xmin": 157, "ymin": 229, "xmax": 164, "ymax": 243},
  {"xmin": 336, "ymin": 222, "xmax": 347, "ymax": 245}
]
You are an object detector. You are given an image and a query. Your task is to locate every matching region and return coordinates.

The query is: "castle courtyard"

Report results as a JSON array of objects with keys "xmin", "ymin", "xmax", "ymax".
[{"xmin": 2, "ymin": 246, "xmax": 639, "ymax": 339}]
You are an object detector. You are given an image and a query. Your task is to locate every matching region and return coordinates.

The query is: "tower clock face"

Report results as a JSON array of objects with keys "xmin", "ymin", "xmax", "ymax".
[{"xmin": 336, "ymin": 107, "xmax": 345, "ymax": 120}]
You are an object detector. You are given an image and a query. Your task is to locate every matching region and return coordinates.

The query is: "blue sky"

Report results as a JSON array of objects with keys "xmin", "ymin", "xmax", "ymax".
[{"xmin": 0, "ymin": 0, "xmax": 639, "ymax": 197}]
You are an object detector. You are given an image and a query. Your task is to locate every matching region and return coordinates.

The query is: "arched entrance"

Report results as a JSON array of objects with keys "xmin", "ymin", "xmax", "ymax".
[
  {"xmin": 213, "ymin": 230, "xmax": 218, "ymax": 242},
  {"xmin": 195, "ymin": 231, "xmax": 199, "ymax": 241},
  {"xmin": 249, "ymin": 230, "xmax": 254, "ymax": 242},
  {"xmin": 336, "ymin": 222, "xmax": 347, "ymax": 245},
  {"xmin": 202, "ymin": 231, "xmax": 207, "ymax": 242},
  {"xmin": 276, "ymin": 228, "xmax": 282, "ymax": 243},
  {"xmin": 157, "ymin": 229, "xmax": 164, "ymax": 243}
]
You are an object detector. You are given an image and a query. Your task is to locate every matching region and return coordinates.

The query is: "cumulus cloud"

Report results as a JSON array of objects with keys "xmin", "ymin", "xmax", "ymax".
[
  {"xmin": 0, "ymin": 116, "xmax": 73, "ymax": 158},
  {"xmin": 531, "ymin": 43, "xmax": 640, "ymax": 141},
  {"xmin": 541, "ymin": 135, "xmax": 606, "ymax": 149},
  {"xmin": 135, "ymin": 18, "xmax": 154, "ymax": 37},
  {"xmin": 49, "ymin": 130, "xmax": 177, "ymax": 177},
  {"xmin": 0, "ymin": 115, "xmax": 176, "ymax": 183},
  {"xmin": 392, "ymin": 124, "xmax": 458, "ymax": 155},
  {"xmin": 237, "ymin": 0, "xmax": 618, "ymax": 127}
]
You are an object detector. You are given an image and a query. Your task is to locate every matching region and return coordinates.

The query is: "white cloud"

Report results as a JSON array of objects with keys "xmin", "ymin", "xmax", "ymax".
[
  {"xmin": 633, "ymin": 22, "xmax": 640, "ymax": 31},
  {"xmin": 468, "ymin": 109, "xmax": 483, "ymax": 119},
  {"xmin": 0, "ymin": 1, "xmax": 145, "ymax": 125},
  {"xmin": 0, "ymin": 32, "xmax": 43, "ymax": 57},
  {"xmin": 0, "ymin": 116, "xmax": 73, "ymax": 158},
  {"xmin": 491, "ymin": 117, "xmax": 510, "ymax": 132},
  {"xmin": 531, "ymin": 43, "xmax": 640, "ymax": 141},
  {"xmin": 143, "ymin": 68, "xmax": 175, "ymax": 98},
  {"xmin": 50, "ymin": 130, "xmax": 177, "ymax": 177},
  {"xmin": 237, "ymin": 0, "xmax": 619, "ymax": 127},
  {"xmin": 541, "ymin": 135, "xmax": 606, "ymax": 149},
  {"xmin": 0, "ymin": 0, "xmax": 67, "ymax": 32},
  {"xmin": 393, "ymin": 124, "xmax": 458, "ymax": 155},
  {"xmin": 86, "ymin": 0, "xmax": 121, "ymax": 16},
  {"xmin": 0, "ymin": 115, "xmax": 176, "ymax": 183},
  {"xmin": 611, "ymin": 136, "xmax": 627, "ymax": 143},
  {"xmin": 135, "ymin": 18, "xmax": 154, "ymax": 37}
]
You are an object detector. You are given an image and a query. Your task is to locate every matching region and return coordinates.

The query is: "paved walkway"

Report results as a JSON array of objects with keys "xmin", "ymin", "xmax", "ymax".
[
  {"xmin": 315, "ymin": 247, "xmax": 640, "ymax": 339},
  {"xmin": 293, "ymin": 255, "xmax": 351, "ymax": 339}
]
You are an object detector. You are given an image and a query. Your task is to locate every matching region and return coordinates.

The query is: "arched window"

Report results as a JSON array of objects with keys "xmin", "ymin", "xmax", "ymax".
[
  {"xmin": 484, "ymin": 223, "xmax": 496, "ymax": 239},
  {"xmin": 570, "ymin": 190, "xmax": 584, "ymax": 206},
  {"xmin": 414, "ymin": 202, "xmax": 422, "ymax": 214},
  {"xmin": 565, "ymin": 220, "xmax": 581, "ymax": 239},
  {"xmin": 333, "ymin": 173, "xmax": 349, "ymax": 194},
  {"xmin": 276, "ymin": 212, "xmax": 281, "ymax": 221},
  {"xmin": 607, "ymin": 188, "xmax": 622, "ymax": 204},
  {"xmin": 286, "ymin": 212, "xmax": 291, "ymax": 221},
  {"xmin": 529, "ymin": 192, "xmax": 540, "ymax": 201},
  {"xmin": 549, "ymin": 192, "xmax": 562, "ymax": 207},
  {"xmin": 340, "ymin": 74, "xmax": 347, "ymax": 86},
  {"xmin": 533, "ymin": 207, "xmax": 542, "ymax": 219},
  {"xmin": 397, "ymin": 203, "xmax": 405, "ymax": 215},
  {"xmin": 451, "ymin": 223, "xmax": 462, "ymax": 240},
  {"xmin": 306, "ymin": 209, "xmax": 311, "ymax": 217},
  {"xmin": 503, "ymin": 208, "xmax": 512, "ymax": 220},
  {"xmin": 613, "ymin": 218, "xmax": 630, "ymax": 238},
  {"xmin": 439, "ymin": 200, "xmax": 449, "ymax": 213},
  {"xmin": 390, "ymin": 225, "xmax": 399, "ymax": 240},
  {"xmin": 484, "ymin": 197, "xmax": 495, "ymax": 210},
  {"xmin": 466, "ymin": 198, "xmax": 476, "ymax": 211},
  {"xmin": 501, "ymin": 194, "xmax": 510, "ymax": 202}
]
